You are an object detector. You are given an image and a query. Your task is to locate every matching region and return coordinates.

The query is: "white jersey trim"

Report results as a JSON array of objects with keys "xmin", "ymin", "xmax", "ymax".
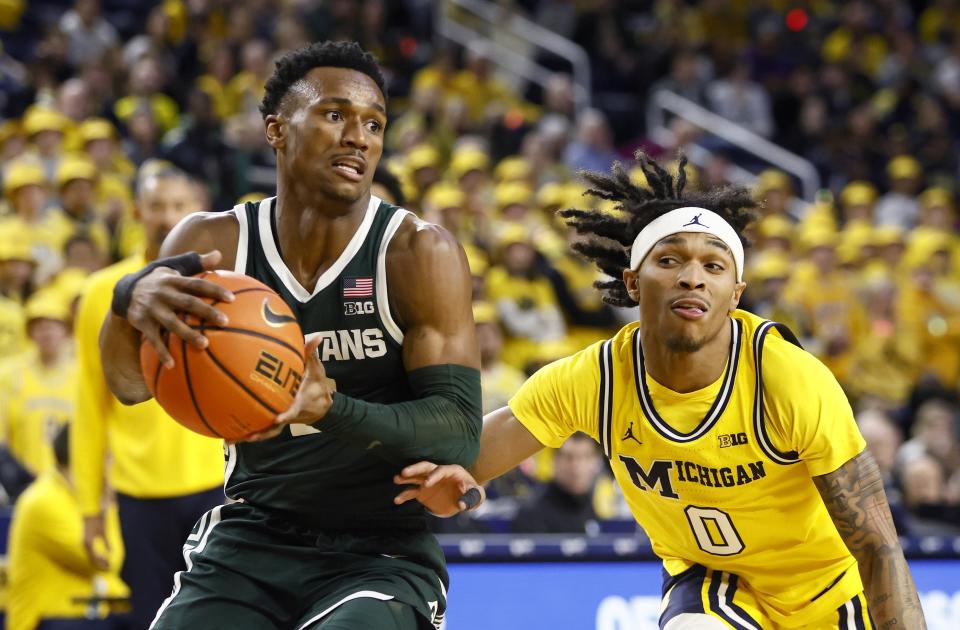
[
  {"xmin": 296, "ymin": 590, "xmax": 395, "ymax": 629},
  {"xmin": 257, "ymin": 195, "xmax": 381, "ymax": 303},
  {"xmin": 149, "ymin": 505, "xmax": 224, "ymax": 629},
  {"xmin": 375, "ymin": 208, "xmax": 411, "ymax": 345},
  {"xmin": 232, "ymin": 203, "xmax": 249, "ymax": 273}
]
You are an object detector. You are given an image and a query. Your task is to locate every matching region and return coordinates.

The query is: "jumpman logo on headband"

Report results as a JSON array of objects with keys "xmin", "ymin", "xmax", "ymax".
[{"xmin": 682, "ymin": 213, "xmax": 707, "ymax": 228}]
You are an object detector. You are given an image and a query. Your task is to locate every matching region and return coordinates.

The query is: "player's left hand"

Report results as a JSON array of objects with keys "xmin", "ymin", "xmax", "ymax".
[
  {"xmin": 393, "ymin": 462, "xmax": 485, "ymax": 517},
  {"xmin": 244, "ymin": 336, "xmax": 336, "ymax": 442}
]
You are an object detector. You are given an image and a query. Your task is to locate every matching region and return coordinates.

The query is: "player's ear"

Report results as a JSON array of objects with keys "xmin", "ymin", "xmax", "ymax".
[
  {"xmin": 729, "ymin": 281, "xmax": 746, "ymax": 312},
  {"xmin": 623, "ymin": 268, "xmax": 640, "ymax": 303},
  {"xmin": 265, "ymin": 114, "xmax": 286, "ymax": 150}
]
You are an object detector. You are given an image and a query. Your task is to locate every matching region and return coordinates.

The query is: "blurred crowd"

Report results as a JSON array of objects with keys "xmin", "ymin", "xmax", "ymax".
[{"xmin": 0, "ymin": 0, "xmax": 959, "ymax": 589}]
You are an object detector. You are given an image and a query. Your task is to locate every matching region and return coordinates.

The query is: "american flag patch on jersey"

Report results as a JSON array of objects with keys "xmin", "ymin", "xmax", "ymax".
[{"xmin": 343, "ymin": 277, "xmax": 373, "ymax": 297}]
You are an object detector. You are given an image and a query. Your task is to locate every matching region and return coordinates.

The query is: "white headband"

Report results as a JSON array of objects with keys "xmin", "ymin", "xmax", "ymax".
[{"xmin": 629, "ymin": 207, "xmax": 744, "ymax": 282}]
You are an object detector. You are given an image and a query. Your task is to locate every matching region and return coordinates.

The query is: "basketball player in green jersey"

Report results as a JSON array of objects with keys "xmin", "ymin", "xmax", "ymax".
[{"xmin": 99, "ymin": 42, "xmax": 481, "ymax": 629}]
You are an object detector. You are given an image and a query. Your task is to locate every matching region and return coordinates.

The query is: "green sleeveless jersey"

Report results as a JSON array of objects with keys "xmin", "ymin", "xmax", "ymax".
[{"xmin": 225, "ymin": 195, "xmax": 424, "ymax": 531}]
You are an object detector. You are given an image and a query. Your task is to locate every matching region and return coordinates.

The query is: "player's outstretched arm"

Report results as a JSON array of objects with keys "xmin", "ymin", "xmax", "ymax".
[
  {"xmin": 394, "ymin": 406, "xmax": 545, "ymax": 516},
  {"xmin": 813, "ymin": 450, "xmax": 926, "ymax": 629},
  {"xmin": 100, "ymin": 213, "xmax": 238, "ymax": 404},
  {"xmin": 270, "ymin": 220, "xmax": 483, "ymax": 466}
]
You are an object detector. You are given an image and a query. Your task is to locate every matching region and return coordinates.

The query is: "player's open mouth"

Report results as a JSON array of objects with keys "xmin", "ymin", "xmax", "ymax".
[
  {"xmin": 331, "ymin": 156, "xmax": 366, "ymax": 182},
  {"xmin": 670, "ymin": 298, "xmax": 708, "ymax": 320}
]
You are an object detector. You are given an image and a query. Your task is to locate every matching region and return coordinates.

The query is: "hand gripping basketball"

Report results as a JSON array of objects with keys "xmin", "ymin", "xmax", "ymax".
[{"xmin": 127, "ymin": 251, "xmax": 235, "ymax": 368}]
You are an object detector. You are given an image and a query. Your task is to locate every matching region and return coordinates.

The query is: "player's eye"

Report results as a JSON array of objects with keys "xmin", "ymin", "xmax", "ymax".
[
  {"xmin": 324, "ymin": 111, "xmax": 343, "ymax": 122},
  {"xmin": 706, "ymin": 262, "xmax": 725, "ymax": 271},
  {"xmin": 658, "ymin": 256, "xmax": 678, "ymax": 265},
  {"xmin": 366, "ymin": 120, "xmax": 383, "ymax": 133}
]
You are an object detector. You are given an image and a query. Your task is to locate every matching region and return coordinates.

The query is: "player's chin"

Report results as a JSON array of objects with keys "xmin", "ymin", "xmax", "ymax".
[{"xmin": 324, "ymin": 179, "xmax": 368, "ymax": 204}]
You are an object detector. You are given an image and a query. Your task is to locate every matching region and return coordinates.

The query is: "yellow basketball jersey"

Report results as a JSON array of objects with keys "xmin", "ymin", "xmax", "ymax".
[{"xmin": 509, "ymin": 310, "xmax": 867, "ymax": 628}]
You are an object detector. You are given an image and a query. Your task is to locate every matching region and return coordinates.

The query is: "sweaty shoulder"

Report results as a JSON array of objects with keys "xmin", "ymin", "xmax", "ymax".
[
  {"xmin": 508, "ymin": 339, "xmax": 605, "ymax": 448},
  {"xmin": 386, "ymin": 213, "xmax": 464, "ymax": 270},
  {"xmin": 159, "ymin": 211, "xmax": 240, "ymax": 270}
]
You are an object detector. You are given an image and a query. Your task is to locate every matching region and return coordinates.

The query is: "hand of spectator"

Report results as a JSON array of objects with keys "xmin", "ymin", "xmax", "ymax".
[
  {"xmin": 393, "ymin": 462, "xmax": 485, "ymax": 517},
  {"xmin": 83, "ymin": 514, "xmax": 110, "ymax": 571}
]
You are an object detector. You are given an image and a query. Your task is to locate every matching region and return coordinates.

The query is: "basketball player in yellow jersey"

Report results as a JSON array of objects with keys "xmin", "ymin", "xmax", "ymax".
[{"xmin": 395, "ymin": 155, "xmax": 926, "ymax": 629}]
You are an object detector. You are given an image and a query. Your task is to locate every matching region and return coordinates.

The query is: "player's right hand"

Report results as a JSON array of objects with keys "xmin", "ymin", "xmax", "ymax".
[
  {"xmin": 82, "ymin": 514, "xmax": 110, "ymax": 571},
  {"xmin": 128, "ymin": 250, "xmax": 235, "ymax": 368},
  {"xmin": 393, "ymin": 462, "xmax": 485, "ymax": 517}
]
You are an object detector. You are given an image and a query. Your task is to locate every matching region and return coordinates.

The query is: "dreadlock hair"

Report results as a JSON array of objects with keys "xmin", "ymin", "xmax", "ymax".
[
  {"xmin": 558, "ymin": 152, "xmax": 757, "ymax": 307},
  {"xmin": 259, "ymin": 41, "xmax": 387, "ymax": 119}
]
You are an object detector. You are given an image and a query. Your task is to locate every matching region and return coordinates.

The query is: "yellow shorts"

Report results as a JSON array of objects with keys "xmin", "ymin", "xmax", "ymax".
[{"xmin": 660, "ymin": 565, "xmax": 874, "ymax": 629}]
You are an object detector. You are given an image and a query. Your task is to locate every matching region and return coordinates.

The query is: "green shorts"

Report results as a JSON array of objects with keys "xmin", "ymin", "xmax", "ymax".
[{"xmin": 149, "ymin": 502, "xmax": 447, "ymax": 630}]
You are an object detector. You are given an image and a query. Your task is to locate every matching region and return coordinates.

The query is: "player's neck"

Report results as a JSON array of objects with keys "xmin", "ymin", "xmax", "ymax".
[
  {"xmin": 274, "ymin": 183, "xmax": 371, "ymax": 290},
  {"xmin": 639, "ymin": 319, "xmax": 731, "ymax": 393}
]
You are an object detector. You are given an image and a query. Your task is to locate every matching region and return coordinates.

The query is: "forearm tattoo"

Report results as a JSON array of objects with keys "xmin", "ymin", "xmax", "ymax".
[{"xmin": 813, "ymin": 450, "xmax": 926, "ymax": 629}]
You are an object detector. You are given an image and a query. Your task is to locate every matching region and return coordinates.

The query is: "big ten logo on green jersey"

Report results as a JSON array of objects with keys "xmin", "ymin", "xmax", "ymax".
[
  {"xmin": 306, "ymin": 329, "xmax": 387, "ymax": 362},
  {"xmin": 344, "ymin": 300, "xmax": 375, "ymax": 316}
]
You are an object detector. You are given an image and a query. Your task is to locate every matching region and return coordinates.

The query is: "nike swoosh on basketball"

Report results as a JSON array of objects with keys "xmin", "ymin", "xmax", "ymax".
[{"xmin": 261, "ymin": 299, "xmax": 297, "ymax": 327}]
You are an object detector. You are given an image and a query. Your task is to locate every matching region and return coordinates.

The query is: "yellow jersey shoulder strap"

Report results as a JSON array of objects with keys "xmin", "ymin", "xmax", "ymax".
[
  {"xmin": 752, "ymin": 319, "xmax": 803, "ymax": 465},
  {"xmin": 598, "ymin": 338, "xmax": 615, "ymax": 458}
]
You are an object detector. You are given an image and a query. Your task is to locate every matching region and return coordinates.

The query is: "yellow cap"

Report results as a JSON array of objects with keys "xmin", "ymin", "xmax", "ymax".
[
  {"xmin": 3, "ymin": 160, "xmax": 46, "ymax": 197},
  {"xmin": 872, "ymin": 225, "xmax": 905, "ymax": 247},
  {"xmin": 405, "ymin": 144, "xmax": 440, "ymax": 171},
  {"xmin": 536, "ymin": 182, "xmax": 567, "ymax": 208},
  {"xmin": 493, "ymin": 156, "xmax": 531, "ymax": 182},
  {"xmin": 839, "ymin": 181, "xmax": 878, "ymax": 207},
  {"xmin": 463, "ymin": 243, "xmax": 490, "ymax": 276},
  {"xmin": 903, "ymin": 231, "xmax": 952, "ymax": 270},
  {"xmin": 495, "ymin": 182, "xmax": 532, "ymax": 210},
  {"xmin": 887, "ymin": 155, "xmax": 921, "ymax": 180},
  {"xmin": 25, "ymin": 289, "xmax": 70, "ymax": 324},
  {"xmin": 55, "ymin": 157, "xmax": 97, "ymax": 188},
  {"xmin": 755, "ymin": 169, "xmax": 792, "ymax": 196},
  {"xmin": 798, "ymin": 226, "xmax": 838, "ymax": 251},
  {"xmin": 450, "ymin": 148, "xmax": 489, "ymax": 178},
  {"xmin": 757, "ymin": 215, "xmax": 794, "ymax": 240},
  {"xmin": 78, "ymin": 117, "xmax": 116, "ymax": 144},
  {"xmin": 749, "ymin": 252, "xmax": 791, "ymax": 282},
  {"xmin": 236, "ymin": 192, "xmax": 268, "ymax": 205},
  {"xmin": 919, "ymin": 187, "xmax": 954, "ymax": 210},
  {"xmin": 22, "ymin": 106, "xmax": 67, "ymax": 136},
  {"xmin": 424, "ymin": 182, "xmax": 465, "ymax": 210},
  {"xmin": 495, "ymin": 222, "xmax": 531, "ymax": 249},
  {"xmin": 472, "ymin": 301, "xmax": 498, "ymax": 325},
  {"xmin": 0, "ymin": 225, "xmax": 34, "ymax": 263}
]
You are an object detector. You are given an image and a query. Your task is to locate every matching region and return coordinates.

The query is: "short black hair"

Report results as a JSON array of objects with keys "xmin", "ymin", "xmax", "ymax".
[
  {"xmin": 63, "ymin": 232, "xmax": 97, "ymax": 257},
  {"xmin": 558, "ymin": 152, "xmax": 756, "ymax": 307},
  {"xmin": 259, "ymin": 41, "xmax": 387, "ymax": 119},
  {"xmin": 373, "ymin": 165, "xmax": 405, "ymax": 206},
  {"xmin": 53, "ymin": 424, "xmax": 69, "ymax": 468}
]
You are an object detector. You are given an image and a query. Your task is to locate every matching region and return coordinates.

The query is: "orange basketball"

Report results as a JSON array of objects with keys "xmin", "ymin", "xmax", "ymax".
[{"xmin": 140, "ymin": 270, "xmax": 305, "ymax": 441}]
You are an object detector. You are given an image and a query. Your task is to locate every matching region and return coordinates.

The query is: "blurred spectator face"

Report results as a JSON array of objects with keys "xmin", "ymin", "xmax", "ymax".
[
  {"xmin": 188, "ymin": 89, "xmax": 216, "ymax": 126},
  {"xmin": 362, "ymin": 0, "xmax": 385, "ymax": 31},
  {"xmin": 459, "ymin": 170, "xmax": 486, "ymax": 194},
  {"xmin": 672, "ymin": 52, "xmax": 698, "ymax": 84},
  {"xmin": 32, "ymin": 130, "xmax": 63, "ymax": 158},
  {"xmin": 242, "ymin": 40, "xmax": 272, "ymax": 77},
  {"xmin": 901, "ymin": 456, "xmax": 944, "ymax": 508},
  {"xmin": 759, "ymin": 276, "xmax": 788, "ymax": 304},
  {"xmin": 60, "ymin": 179, "xmax": 95, "ymax": 217},
  {"xmin": 228, "ymin": 5, "xmax": 255, "ymax": 43},
  {"xmin": 763, "ymin": 190, "xmax": 787, "ymax": 215},
  {"xmin": 64, "ymin": 236, "xmax": 104, "ymax": 272},
  {"xmin": 412, "ymin": 166, "xmax": 440, "ymax": 193},
  {"xmin": 890, "ymin": 174, "xmax": 921, "ymax": 195},
  {"xmin": 29, "ymin": 318, "xmax": 70, "ymax": 362},
  {"xmin": 545, "ymin": 73, "xmax": 574, "ymax": 117},
  {"xmin": 843, "ymin": 202, "xmax": 873, "ymax": 223},
  {"xmin": 477, "ymin": 321, "xmax": 503, "ymax": 366},
  {"xmin": 0, "ymin": 260, "xmax": 33, "ymax": 295},
  {"xmin": 503, "ymin": 242, "xmax": 536, "ymax": 275},
  {"xmin": 58, "ymin": 78, "xmax": 92, "ymax": 121},
  {"xmin": 800, "ymin": 97, "xmax": 827, "ymax": 137},
  {"xmin": 554, "ymin": 436, "xmax": 601, "ymax": 497},
  {"xmin": 577, "ymin": 109, "xmax": 611, "ymax": 149},
  {"xmin": 922, "ymin": 203, "xmax": 955, "ymax": 231},
  {"xmin": 11, "ymin": 185, "xmax": 47, "ymax": 219},
  {"xmin": 86, "ymin": 138, "xmax": 113, "ymax": 166},
  {"xmin": 501, "ymin": 202, "xmax": 529, "ymax": 223},
  {"xmin": 75, "ymin": 0, "xmax": 100, "ymax": 25},
  {"xmin": 129, "ymin": 110, "xmax": 159, "ymax": 145},
  {"xmin": 809, "ymin": 245, "xmax": 837, "ymax": 274},
  {"xmin": 913, "ymin": 401, "xmax": 959, "ymax": 461},
  {"xmin": 130, "ymin": 58, "xmax": 164, "ymax": 95},
  {"xmin": 136, "ymin": 174, "xmax": 203, "ymax": 253},
  {"xmin": 145, "ymin": 6, "xmax": 168, "ymax": 41},
  {"xmin": 858, "ymin": 410, "xmax": 901, "ymax": 476},
  {"xmin": 275, "ymin": 12, "xmax": 309, "ymax": 52},
  {"xmin": 209, "ymin": 46, "xmax": 235, "ymax": 83}
]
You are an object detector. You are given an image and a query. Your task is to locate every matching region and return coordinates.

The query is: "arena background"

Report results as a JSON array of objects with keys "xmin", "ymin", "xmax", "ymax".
[{"xmin": 1, "ymin": 0, "xmax": 959, "ymax": 628}]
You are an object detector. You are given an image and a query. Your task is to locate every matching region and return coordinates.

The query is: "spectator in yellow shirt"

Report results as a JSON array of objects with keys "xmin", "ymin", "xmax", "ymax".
[
  {"xmin": 44, "ymin": 157, "xmax": 111, "ymax": 259},
  {"xmin": 72, "ymin": 165, "xmax": 224, "ymax": 628},
  {"xmin": 7, "ymin": 425, "xmax": 129, "ymax": 630},
  {"xmin": 474, "ymin": 302, "xmax": 526, "ymax": 414},
  {"xmin": 1, "ymin": 290, "xmax": 77, "ymax": 476}
]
